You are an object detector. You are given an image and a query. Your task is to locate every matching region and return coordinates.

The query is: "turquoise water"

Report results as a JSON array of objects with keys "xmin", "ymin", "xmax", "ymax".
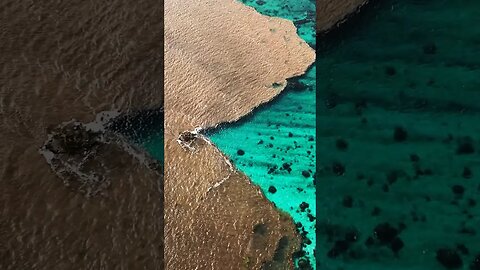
[
  {"xmin": 143, "ymin": 132, "xmax": 163, "ymax": 161},
  {"xmin": 317, "ymin": 1, "xmax": 480, "ymax": 269},
  {"xmin": 108, "ymin": 109, "xmax": 164, "ymax": 161},
  {"xmin": 209, "ymin": 0, "xmax": 317, "ymax": 268}
]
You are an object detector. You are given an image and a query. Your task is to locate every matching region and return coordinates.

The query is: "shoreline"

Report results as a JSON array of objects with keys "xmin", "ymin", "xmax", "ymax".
[
  {"xmin": 164, "ymin": 0, "xmax": 372, "ymax": 268},
  {"xmin": 316, "ymin": 0, "xmax": 370, "ymax": 34},
  {"xmin": 207, "ymin": 0, "xmax": 318, "ymax": 265},
  {"xmin": 164, "ymin": 0, "xmax": 314, "ymax": 268},
  {"xmin": 0, "ymin": 0, "xmax": 368, "ymax": 269}
]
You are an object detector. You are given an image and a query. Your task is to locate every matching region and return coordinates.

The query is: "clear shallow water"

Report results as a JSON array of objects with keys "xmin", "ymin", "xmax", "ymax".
[
  {"xmin": 110, "ymin": 110, "xmax": 164, "ymax": 162},
  {"xmin": 209, "ymin": 0, "xmax": 317, "ymax": 268},
  {"xmin": 143, "ymin": 132, "xmax": 163, "ymax": 161},
  {"xmin": 317, "ymin": 1, "xmax": 480, "ymax": 269}
]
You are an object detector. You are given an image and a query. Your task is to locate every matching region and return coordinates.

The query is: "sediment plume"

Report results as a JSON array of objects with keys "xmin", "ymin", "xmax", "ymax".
[{"xmin": 164, "ymin": 0, "xmax": 314, "ymax": 268}]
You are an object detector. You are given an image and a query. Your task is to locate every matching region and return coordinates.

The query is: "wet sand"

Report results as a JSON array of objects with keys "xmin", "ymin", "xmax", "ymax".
[
  {"xmin": 317, "ymin": 0, "xmax": 369, "ymax": 33},
  {"xmin": 0, "ymin": 1, "xmax": 163, "ymax": 269},
  {"xmin": 164, "ymin": 0, "xmax": 314, "ymax": 268}
]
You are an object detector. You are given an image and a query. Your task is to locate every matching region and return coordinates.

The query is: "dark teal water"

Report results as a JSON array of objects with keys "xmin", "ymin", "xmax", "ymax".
[
  {"xmin": 317, "ymin": 1, "xmax": 480, "ymax": 269},
  {"xmin": 109, "ymin": 109, "xmax": 164, "ymax": 161},
  {"xmin": 209, "ymin": 0, "xmax": 317, "ymax": 268},
  {"xmin": 143, "ymin": 132, "xmax": 163, "ymax": 161}
]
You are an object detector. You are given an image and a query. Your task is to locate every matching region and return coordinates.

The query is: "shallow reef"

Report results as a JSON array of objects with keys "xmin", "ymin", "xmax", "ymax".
[{"xmin": 210, "ymin": 0, "xmax": 317, "ymax": 268}]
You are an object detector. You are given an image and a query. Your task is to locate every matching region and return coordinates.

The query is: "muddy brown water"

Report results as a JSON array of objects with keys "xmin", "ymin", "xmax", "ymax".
[{"xmin": 0, "ymin": 0, "xmax": 163, "ymax": 269}]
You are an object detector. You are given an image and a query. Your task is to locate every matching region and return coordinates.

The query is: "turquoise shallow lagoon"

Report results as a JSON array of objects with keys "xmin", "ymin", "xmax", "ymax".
[
  {"xmin": 317, "ymin": 1, "xmax": 480, "ymax": 269},
  {"xmin": 209, "ymin": 0, "xmax": 317, "ymax": 268}
]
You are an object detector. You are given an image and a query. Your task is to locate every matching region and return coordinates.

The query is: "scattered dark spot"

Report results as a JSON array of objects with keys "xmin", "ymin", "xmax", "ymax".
[
  {"xmin": 336, "ymin": 138, "xmax": 348, "ymax": 151},
  {"xmin": 272, "ymin": 82, "xmax": 283, "ymax": 88},
  {"xmin": 367, "ymin": 178, "xmax": 374, "ymax": 187},
  {"xmin": 390, "ymin": 237, "xmax": 404, "ymax": 254},
  {"xmin": 327, "ymin": 240, "xmax": 350, "ymax": 258},
  {"xmin": 457, "ymin": 138, "xmax": 475, "ymax": 155},
  {"xmin": 386, "ymin": 170, "xmax": 399, "ymax": 184},
  {"xmin": 267, "ymin": 165, "xmax": 277, "ymax": 174},
  {"xmin": 282, "ymin": 163, "xmax": 292, "ymax": 173},
  {"xmin": 345, "ymin": 230, "xmax": 359, "ymax": 242},
  {"xmin": 307, "ymin": 214, "xmax": 315, "ymax": 222},
  {"xmin": 394, "ymin": 126, "xmax": 408, "ymax": 142},
  {"xmin": 253, "ymin": 223, "xmax": 268, "ymax": 235},
  {"xmin": 288, "ymin": 132, "xmax": 293, "ymax": 137},
  {"xmin": 257, "ymin": 140, "xmax": 264, "ymax": 145},
  {"xmin": 237, "ymin": 149, "xmax": 245, "ymax": 156},
  {"xmin": 468, "ymin": 199, "xmax": 476, "ymax": 207},
  {"xmin": 299, "ymin": 202, "xmax": 309, "ymax": 212},
  {"xmin": 271, "ymin": 236, "xmax": 289, "ymax": 263},
  {"xmin": 374, "ymin": 223, "xmax": 399, "ymax": 244},
  {"xmin": 371, "ymin": 207, "xmax": 381, "ymax": 216},
  {"xmin": 452, "ymin": 185, "xmax": 465, "ymax": 196},
  {"xmin": 292, "ymin": 249, "xmax": 306, "ymax": 260},
  {"xmin": 297, "ymin": 258, "xmax": 311, "ymax": 269},
  {"xmin": 268, "ymin": 186, "xmax": 277, "ymax": 194},
  {"xmin": 410, "ymin": 154, "xmax": 420, "ymax": 162},
  {"xmin": 459, "ymin": 227, "xmax": 476, "ymax": 235},
  {"xmin": 304, "ymin": 238, "xmax": 312, "ymax": 245},
  {"xmin": 342, "ymin": 195, "xmax": 353, "ymax": 208},
  {"xmin": 470, "ymin": 254, "xmax": 480, "ymax": 270},
  {"xmin": 302, "ymin": 170, "xmax": 311, "ymax": 178},
  {"xmin": 308, "ymin": 136, "xmax": 314, "ymax": 142},
  {"xmin": 456, "ymin": 244, "xmax": 469, "ymax": 255},
  {"xmin": 436, "ymin": 248, "xmax": 462, "ymax": 269},
  {"xmin": 385, "ymin": 66, "xmax": 396, "ymax": 76},
  {"xmin": 325, "ymin": 93, "xmax": 339, "ymax": 109},
  {"xmin": 332, "ymin": 162, "xmax": 345, "ymax": 176}
]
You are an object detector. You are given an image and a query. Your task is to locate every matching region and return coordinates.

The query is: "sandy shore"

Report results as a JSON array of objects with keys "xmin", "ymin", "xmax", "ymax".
[
  {"xmin": 164, "ymin": 0, "xmax": 315, "ymax": 269},
  {"xmin": 0, "ymin": 1, "xmax": 163, "ymax": 269}
]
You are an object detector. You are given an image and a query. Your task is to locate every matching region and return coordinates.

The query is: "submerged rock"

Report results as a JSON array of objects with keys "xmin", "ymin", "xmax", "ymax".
[
  {"xmin": 393, "ymin": 126, "xmax": 408, "ymax": 142},
  {"xmin": 436, "ymin": 248, "xmax": 463, "ymax": 269}
]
